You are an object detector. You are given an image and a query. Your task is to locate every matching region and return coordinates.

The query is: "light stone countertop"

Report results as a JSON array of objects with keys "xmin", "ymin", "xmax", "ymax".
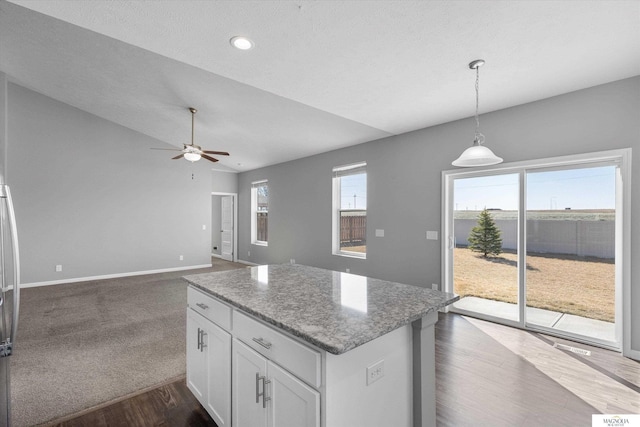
[{"xmin": 183, "ymin": 264, "xmax": 459, "ymax": 355}]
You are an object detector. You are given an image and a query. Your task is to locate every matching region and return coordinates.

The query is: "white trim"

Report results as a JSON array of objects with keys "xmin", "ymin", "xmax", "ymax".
[
  {"xmin": 625, "ymin": 348, "xmax": 640, "ymax": 361},
  {"xmin": 332, "ymin": 161, "xmax": 367, "ymax": 177},
  {"xmin": 20, "ymin": 264, "xmax": 213, "ymax": 289},
  {"xmin": 210, "ymin": 167, "xmax": 238, "ymax": 173},
  {"xmin": 619, "ymin": 149, "xmax": 634, "ymax": 360},
  {"xmin": 332, "ymin": 162, "xmax": 367, "ymax": 259},
  {"xmin": 237, "ymin": 259, "xmax": 258, "ymax": 266},
  {"xmin": 332, "ymin": 251, "xmax": 366, "ymax": 260},
  {"xmin": 250, "ymin": 180, "xmax": 268, "ymax": 245},
  {"xmin": 442, "ymin": 148, "xmax": 628, "ymax": 177},
  {"xmin": 212, "ymin": 191, "xmax": 238, "ymax": 262}
]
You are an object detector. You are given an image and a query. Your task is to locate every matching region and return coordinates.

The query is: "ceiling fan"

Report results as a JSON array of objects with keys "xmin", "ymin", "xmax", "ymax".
[{"xmin": 152, "ymin": 107, "xmax": 229, "ymax": 163}]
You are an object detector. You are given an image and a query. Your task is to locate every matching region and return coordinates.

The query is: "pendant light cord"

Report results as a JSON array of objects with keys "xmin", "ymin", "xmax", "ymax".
[{"xmin": 474, "ymin": 65, "xmax": 485, "ymax": 145}]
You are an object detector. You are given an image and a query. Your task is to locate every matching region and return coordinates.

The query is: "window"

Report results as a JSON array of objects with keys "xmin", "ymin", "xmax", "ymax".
[
  {"xmin": 251, "ymin": 180, "xmax": 268, "ymax": 245},
  {"xmin": 332, "ymin": 162, "xmax": 367, "ymax": 258}
]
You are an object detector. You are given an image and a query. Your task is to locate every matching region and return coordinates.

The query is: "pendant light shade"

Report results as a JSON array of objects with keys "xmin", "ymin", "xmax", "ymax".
[
  {"xmin": 452, "ymin": 138, "xmax": 503, "ymax": 167},
  {"xmin": 452, "ymin": 59, "xmax": 503, "ymax": 167}
]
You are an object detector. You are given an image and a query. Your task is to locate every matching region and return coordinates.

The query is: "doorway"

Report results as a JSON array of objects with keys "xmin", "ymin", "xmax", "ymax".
[
  {"xmin": 443, "ymin": 150, "xmax": 630, "ymax": 352},
  {"xmin": 211, "ymin": 192, "xmax": 237, "ymax": 262}
]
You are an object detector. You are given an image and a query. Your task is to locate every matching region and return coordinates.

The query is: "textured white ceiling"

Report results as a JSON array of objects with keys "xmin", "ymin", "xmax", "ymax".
[{"xmin": 1, "ymin": 0, "xmax": 639, "ymax": 171}]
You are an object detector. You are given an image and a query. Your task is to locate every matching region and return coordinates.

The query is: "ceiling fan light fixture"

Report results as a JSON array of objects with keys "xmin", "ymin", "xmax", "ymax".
[
  {"xmin": 184, "ymin": 152, "xmax": 201, "ymax": 162},
  {"xmin": 452, "ymin": 59, "xmax": 503, "ymax": 168},
  {"xmin": 150, "ymin": 107, "xmax": 230, "ymax": 163},
  {"xmin": 230, "ymin": 36, "xmax": 254, "ymax": 50}
]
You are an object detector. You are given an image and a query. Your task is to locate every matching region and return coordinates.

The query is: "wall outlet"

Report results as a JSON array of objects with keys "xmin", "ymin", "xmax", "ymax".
[
  {"xmin": 432, "ymin": 283, "xmax": 438, "ymax": 290},
  {"xmin": 366, "ymin": 360, "xmax": 385, "ymax": 385},
  {"xmin": 202, "ymin": 224, "xmax": 206, "ymax": 230},
  {"xmin": 248, "ymin": 251, "xmax": 251, "ymax": 257},
  {"xmin": 426, "ymin": 231, "xmax": 438, "ymax": 240},
  {"xmin": 345, "ymin": 268, "xmax": 350, "ymax": 273},
  {"xmin": 55, "ymin": 265, "xmax": 62, "ymax": 272},
  {"xmin": 179, "ymin": 255, "xmax": 184, "ymax": 261},
  {"xmin": 290, "ymin": 258, "xmax": 296, "ymax": 264},
  {"xmin": 375, "ymin": 229, "xmax": 384, "ymax": 237}
]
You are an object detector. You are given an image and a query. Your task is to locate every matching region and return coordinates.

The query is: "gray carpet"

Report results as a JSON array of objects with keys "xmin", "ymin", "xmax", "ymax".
[{"xmin": 10, "ymin": 259, "xmax": 246, "ymax": 426}]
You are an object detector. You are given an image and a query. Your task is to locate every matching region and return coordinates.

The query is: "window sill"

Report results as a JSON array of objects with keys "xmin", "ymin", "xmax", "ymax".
[
  {"xmin": 333, "ymin": 251, "xmax": 366, "ymax": 260},
  {"xmin": 252, "ymin": 241, "xmax": 268, "ymax": 247}
]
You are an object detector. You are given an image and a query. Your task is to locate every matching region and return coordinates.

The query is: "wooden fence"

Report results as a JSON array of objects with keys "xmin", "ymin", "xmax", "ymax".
[
  {"xmin": 340, "ymin": 210, "xmax": 366, "ymax": 246},
  {"xmin": 256, "ymin": 212, "xmax": 268, "ymax": 242}
]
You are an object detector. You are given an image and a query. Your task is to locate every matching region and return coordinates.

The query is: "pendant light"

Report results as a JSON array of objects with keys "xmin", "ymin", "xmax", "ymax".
[{"xmin": 452, "ymin": 59, "xmax": 503, "ymax": 167}]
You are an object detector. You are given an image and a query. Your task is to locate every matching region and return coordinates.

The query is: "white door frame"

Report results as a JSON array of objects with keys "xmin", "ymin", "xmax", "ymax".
[{"xmin": 212, "ymin": 192, "xmax": 238, "ymax": 262}]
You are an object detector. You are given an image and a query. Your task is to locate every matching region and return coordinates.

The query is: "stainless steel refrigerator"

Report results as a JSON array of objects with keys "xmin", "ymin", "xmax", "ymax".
[{"xmin": 0, "ymin": 184, "xmax": 20, "ymax": 426}]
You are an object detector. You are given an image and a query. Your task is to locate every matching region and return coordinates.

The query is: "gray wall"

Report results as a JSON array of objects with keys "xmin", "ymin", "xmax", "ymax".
[
  {"xmin": 8, "ymin": 84, "xmax": 214, "ymax": 284},
  {"xmin": 238, "ymin": 77, "xmax": 640, "ymax": 352},
  {"xmin": 212, "ymin": 170, "xmax": 238, "ymax": 194}
]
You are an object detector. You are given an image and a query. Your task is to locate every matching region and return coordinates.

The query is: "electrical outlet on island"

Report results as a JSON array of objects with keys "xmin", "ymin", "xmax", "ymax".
[{"xmin": 366, "ymin": 360, "xmax": 385, "ymax": 386}]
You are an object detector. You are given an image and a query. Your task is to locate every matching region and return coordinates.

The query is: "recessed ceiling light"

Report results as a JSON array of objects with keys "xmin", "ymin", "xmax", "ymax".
[{"xmin": 230, "ymin": 36, "xmax": 254, "ymax": 50}]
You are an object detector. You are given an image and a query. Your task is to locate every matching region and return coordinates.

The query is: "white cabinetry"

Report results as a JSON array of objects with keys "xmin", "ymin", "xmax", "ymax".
[
  {"xmin": 233, "ymin": 339, "xmax": 319, "ymax": 427},
  {"xmin": 186, "ymin": 289, "xmax": 232, "ymax": 427},
  {"xmin": 187, "ymin": 285, "xmax": 416, "ymax": 427}
]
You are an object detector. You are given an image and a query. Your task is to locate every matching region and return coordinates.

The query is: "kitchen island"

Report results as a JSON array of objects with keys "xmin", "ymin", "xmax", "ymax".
[{"xmin": 183, "ymin": 264, "xmax": 458, "ymax": 427}]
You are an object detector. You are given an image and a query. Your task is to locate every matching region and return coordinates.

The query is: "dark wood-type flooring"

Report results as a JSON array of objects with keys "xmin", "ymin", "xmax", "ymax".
[{"xmin": 49, "ymin": 313, "xmax": 640, "ymax": 427}]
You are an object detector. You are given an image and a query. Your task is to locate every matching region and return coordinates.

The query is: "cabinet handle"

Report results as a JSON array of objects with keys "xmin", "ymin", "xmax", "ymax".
[
  {"xmin": 197, "ymin": 327, "xmax": 201, "ymax": 350},
  {"xmin": 263, "ymin": 379, "xmax": 271, "ymax": 408},
  {"xmin": 252, "ymin": 337, "xmax": 272, "ymax": 350},
  {"xmin": 200, "ymin": 330, "xmax": 207, "ymax": 352},
  {"xmin": 255, "ymin": 373, "xmax": 271, "ymax": 408},
  {"xmin": 255, "ymin": 373, "xmax": 260, "ymax": 404},
  {"xmin": 196, "ymin": 302, "xmax": 209, "ymax": 310}
]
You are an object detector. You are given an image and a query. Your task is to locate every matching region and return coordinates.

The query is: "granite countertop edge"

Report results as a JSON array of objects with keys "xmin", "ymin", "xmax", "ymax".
[{"xmin": 186, "ymin": 278, "xmax": 459, "ymax": 355}]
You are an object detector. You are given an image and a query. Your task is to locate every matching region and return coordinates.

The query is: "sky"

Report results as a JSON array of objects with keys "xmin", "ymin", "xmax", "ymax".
[
  {"xmin": 454, "ymin": 166, "xmax": 616, "ymax": 211},
  {"xmin": 340, "ymin": 173, "xmax": 367, "ymax": 209}
]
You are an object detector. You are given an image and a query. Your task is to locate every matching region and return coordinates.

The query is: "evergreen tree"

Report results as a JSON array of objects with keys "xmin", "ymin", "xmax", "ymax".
[{"xmin": 468, "ymin": 209, "xmax": 503, "ymax": 257}]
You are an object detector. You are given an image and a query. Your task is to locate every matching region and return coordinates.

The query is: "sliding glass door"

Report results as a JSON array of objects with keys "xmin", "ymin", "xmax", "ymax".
[
  {"xmin": 525, "ymin": 165, "xmax": 617, "ymax": 343},
  {"xmin": 451, "ymin": 173, "xmax": 520, "ymax": 324},
  {"xmin": 443, "ymin": 151, "xmax": 628, "ymax": 350}
]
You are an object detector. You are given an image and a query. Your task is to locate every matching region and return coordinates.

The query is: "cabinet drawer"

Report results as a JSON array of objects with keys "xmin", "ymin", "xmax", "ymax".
[
  {"xmin": 233, "ymin": 311, "xmax": 321, "ymax": 388},
  {"xmin": 188, "ymin": 286, "xmax": 231, "ymax": 331}
]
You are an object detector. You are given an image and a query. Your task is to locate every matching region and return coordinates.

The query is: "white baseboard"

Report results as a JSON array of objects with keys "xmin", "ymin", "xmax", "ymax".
[
  {"xmin": 623, "ymin": 346, "xmax": 640, "ymax": 361},
  {"xmin": 211, "ymin": 253, "xmax": 223, "ymax": 259},
  {"xmin": 20, "ymin": 264, "xmax": 213, "ymax": 289},
  {"xmin": 237, "ymin": 259, "xmax": 258, "ymax": 266}
]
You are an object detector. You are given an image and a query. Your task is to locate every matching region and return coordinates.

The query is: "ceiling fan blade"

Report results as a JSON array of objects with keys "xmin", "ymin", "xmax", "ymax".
[
  {"xmin": 201, "ymin": 154, "xmax": 219, "ymax": 163},
  {"xmin": 172, "ymin": 153, "xmax": 185, "ymax": 160},
  {"xmin": 202, "ymin": 150, "xmax": 229, "ymax": 156},
  {"xmin": 151, "ymin": 147, "xmax": 183, "ymax": 151}
]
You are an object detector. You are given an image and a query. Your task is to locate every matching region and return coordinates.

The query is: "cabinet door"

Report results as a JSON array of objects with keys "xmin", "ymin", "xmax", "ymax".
[
  {"xmin": 186, "ymin": 309, "xmax": 207, "ymax": 405},
  {"xmin": 268, "ymin": 361, "xmax": 320, "ymax": 427},
  {"xmin": 233, "ymin": 339, "xmax": 268, "ymax": 427},
  {"xmin": 204, "ymin": 319, "xmax": 231, "ymax": 427}
]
